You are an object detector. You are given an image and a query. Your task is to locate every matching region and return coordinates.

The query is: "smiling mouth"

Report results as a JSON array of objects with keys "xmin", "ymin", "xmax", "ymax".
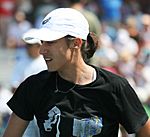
[{"xmin": 44, "ymin": 58, "xmax": 52, "ymax": 62}]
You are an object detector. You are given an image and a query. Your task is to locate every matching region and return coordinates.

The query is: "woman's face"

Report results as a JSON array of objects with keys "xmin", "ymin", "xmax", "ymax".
[{"xmin": 40, "ymin": 37, "xmax": 73, "ymax": 72}]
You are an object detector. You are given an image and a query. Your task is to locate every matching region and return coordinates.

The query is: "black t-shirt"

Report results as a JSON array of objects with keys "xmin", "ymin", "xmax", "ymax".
[{"xmin": 7, "ymin": 66, "xmax": 148, "ymax": 137}]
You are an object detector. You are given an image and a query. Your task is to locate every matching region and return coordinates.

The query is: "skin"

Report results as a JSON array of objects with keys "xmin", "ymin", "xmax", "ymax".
[
  {"xmin": 40, "ymin": 37, "xmax": 95, "ymax": 85},
  {"xmin": 136, "ymin": 118, "xmax": 150, "ymax": 137},
  {"xmin": 26, "ymin": 44, "xmax": 41, "ymax": 59},
  {"xmin": 2, "ymin": 113, "xmax": 29, "ymax": 137},
  {"xmin": 2, "ymin": 37, "xmax": 150, "ymax": 137}
]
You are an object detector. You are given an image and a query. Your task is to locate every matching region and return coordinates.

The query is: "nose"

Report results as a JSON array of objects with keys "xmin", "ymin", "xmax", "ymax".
[{"xmin": 39, "ymin": 43, "xmax": 48, "ymax": 55}]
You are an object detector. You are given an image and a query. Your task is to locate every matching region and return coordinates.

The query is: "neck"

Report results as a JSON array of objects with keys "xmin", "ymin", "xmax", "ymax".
[
  {"xmin": 58, "ymin": 62, "xmax": 95, "ymax": 85},
  {"xmin": 57, "ymin": 47, "xmax": 95, "ymax": 85}
]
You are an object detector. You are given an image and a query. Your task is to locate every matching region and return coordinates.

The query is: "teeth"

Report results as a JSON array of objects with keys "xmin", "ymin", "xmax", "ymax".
[{"xmin": 45, "ymin": 58, "xmax": 52, "ymax": 61}]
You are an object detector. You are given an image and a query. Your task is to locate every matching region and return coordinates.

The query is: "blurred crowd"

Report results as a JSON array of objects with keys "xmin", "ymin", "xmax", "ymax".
[{"xmin": 0, "ymin": 0, "xmax": 150, "ymax": 136}]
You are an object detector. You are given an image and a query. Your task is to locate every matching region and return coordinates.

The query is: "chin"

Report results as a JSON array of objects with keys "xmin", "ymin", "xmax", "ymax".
[{"xmin": 47, "ymin": 67, "xmax": 57, "ymax": 72}]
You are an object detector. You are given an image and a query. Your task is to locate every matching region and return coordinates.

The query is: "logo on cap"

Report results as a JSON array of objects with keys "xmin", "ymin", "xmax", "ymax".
[
  {"xmin": 42, "ymin": 17, "xmax": 51, "ymax": 25},
  {"xmin": 25, "ymin": 37, "xmax": 34, "ymax": 41}
]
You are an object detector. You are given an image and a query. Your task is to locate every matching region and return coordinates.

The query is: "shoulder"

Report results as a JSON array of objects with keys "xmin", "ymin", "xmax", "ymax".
[
  {"xmin": 96, "ymin": 66, "xmax": 126, "ymax": 82},
  {"xmin": 81, "ymin": 9, "xmax": 99, "ymax": 20},
  {"xmin": 14, "ymin": 70, "xmax": 56, "ymax": 97},
  {"xmin": 23, "ymin": 70, "xmax": 55, "ymax": 86},
  {"xmin": 94, "ymin": 66, "xmax": 129, "ymax": 89},
  {"xmin": 94, "ymin": 66, "xmax": 139, "ymax": 101}
]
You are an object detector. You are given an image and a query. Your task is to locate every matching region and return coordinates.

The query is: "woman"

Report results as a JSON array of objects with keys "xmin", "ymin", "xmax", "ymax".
[{"xmin": 3, "ymin": 8, "xmax": 150, "ymax": 137}]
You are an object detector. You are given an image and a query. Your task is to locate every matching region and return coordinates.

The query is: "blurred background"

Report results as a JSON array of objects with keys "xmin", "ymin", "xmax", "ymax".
[{"xmin": 0, "ymin": 0, "xmax": 150, "ymax": 136}]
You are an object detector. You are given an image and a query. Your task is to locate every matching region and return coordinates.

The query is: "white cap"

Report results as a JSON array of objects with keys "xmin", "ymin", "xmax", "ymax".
[
  {"xmin": 22, "ymin": 28, "xmax": 42, "ymax": 45},
  {"xmin": 36, "ymin": 8, "xmax": 89, "ymax": 41}
]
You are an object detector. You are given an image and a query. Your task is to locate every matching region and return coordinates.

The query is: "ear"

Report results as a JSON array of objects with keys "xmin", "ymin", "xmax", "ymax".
[{"xmin": 72, "ymin": 38, "xmax": 83, "ymax": 49}]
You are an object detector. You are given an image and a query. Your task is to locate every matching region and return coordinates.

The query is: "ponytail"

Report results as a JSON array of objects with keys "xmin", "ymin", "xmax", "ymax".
[{"xmin": 81, "ymin": 32, "xmax": 99, "ymax": 62}]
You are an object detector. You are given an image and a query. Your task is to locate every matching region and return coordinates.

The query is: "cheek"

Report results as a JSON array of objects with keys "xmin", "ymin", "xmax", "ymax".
[
  {"xmin": 54, "ymin": 50, "xmax": 71, "ymax": 68},
  {"xmin": 53, "ymin": 50, "xmax": 68, "ymax": 64},
  {"xmin": 63, "ymin": 50, "xmax": 72, "ymax": 62},
  {"xmin": 58, "ymin": 46, "xmax": 71, "ymax": 60},
  {"xmin": 56, "ymin": 51, "xmax": 70, "ymax": 63}
]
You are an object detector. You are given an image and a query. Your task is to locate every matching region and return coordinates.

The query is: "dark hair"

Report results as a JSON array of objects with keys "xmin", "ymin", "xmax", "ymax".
[{"xmin": 81, "ymin": 32, "xmax": 99, "ymax": 62}]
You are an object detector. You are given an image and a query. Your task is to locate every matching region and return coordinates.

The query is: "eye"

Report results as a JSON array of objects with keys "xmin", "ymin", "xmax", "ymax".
[
  {"xmin": 46, "ymin": 41, "xmax": 54, "ymax": 44},
  {"xmin": 42, "ymin": 41, "xmax": 57, "ymax": 46}
]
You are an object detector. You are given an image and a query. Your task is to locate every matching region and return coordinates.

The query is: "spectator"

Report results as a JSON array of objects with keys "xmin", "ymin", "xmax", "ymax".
[
  {"xmin": 10, "ymin": 28, "xmax": 47, "ymax": 137},
  {"xmin": 67, "ymin": 0, "xmax": 101, "ymax": 36},
  {"xmin": 0, "ymin": 0, "xmax": 15, "ymax": 47},
  {"xmin": 98, "ymin": 0, "xmax": 123, "ymax": 24}
]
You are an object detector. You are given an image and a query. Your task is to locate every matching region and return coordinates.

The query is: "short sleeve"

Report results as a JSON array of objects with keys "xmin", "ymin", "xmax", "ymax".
[
  {"xmin": 7, "ymin": 79, "xmax": 34, "ymax": 121},
  {"xmin": 115, "ymin": 79, "xmax": 148, "ymax": 133}
]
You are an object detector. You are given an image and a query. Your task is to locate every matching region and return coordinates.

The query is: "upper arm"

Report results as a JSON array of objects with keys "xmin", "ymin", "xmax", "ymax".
[
  {"xmin": 2, "ymin": 112, "xmax": 29, "ymax": 137},
  {"xmin": 136, "ymin": 118, "xmax": 150, "ymax": 137}
]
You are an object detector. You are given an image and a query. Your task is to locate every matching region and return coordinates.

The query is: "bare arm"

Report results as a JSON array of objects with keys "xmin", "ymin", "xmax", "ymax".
[
  {"xmin": 136, "ymin": 118, "xmax": 150, "ymax": 137},
  {"xmin": 2, "ymin": 112, "xmax": 29, "ymax": 137}
]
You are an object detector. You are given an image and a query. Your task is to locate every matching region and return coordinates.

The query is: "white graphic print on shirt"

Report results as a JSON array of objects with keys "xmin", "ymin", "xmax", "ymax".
[
  {"xmin": 44, "ymin": 106, "xmax": 61, "ymax": 137},
  {"xmin": 73, "ymin": 116, "xmax": 103, "ymax": 137},
  {"xmin": 43, "ymin": 106, "xmax": 103, "ymax": 137}
]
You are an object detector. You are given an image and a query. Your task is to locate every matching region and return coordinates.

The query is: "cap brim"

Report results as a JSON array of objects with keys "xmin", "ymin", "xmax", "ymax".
[
  {"xmin": 23, "ymin": 38, "xmax": 42, "ymax": 45},
  {"xmin": 22, "ymin": 28, "xmax": 42, "ymax": 45},
  {"xmin": 36, "ymin": 28, "xmax": 67, "ymax": 41}
]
